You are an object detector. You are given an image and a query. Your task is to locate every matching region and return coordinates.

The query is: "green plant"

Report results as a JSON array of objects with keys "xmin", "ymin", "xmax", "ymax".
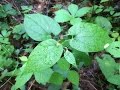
[
  {"xmin": 95, "ymin": 16, "xmax": 112, "ymax": 32},
  {"xmin": 21, "ymin": 5, "xmax": 33, "ymax": 13},
  {"xmin": 0, "ymin": 44, "xmax": 14, "ymax": 57},
  {"xmin": 104, "ymin": 6, "xmax": 115, "ymax": 15},
  {"xmin": 1, "ymin": 2, "xmax": 120, "ymax": 89},
  {"xmin": 0, "ymin": 29, "xmax": 11, "ymax": 44},
  {"xmin": 96, "ymin": 54, "xmax": 120, "ymax": 85},
  {"xmin": 11, "ymin": 3, "xmax": 113, "ymax": 89},
  {"xmin": 106, "ymin": 41, "xmax": 120, "ymax": 58},
  {"xmin": 100, "ymin": 0, "xmax": 109, "ymax": 3},
  {"xmin": 54, "ymin": 4, "xmax": 91, "ymax": 25},
  {"xmin": 0, "ymin": 3, "xmax": 20, "ymax": 85},
  {"xmin": 0, "ymin": 56, "xmax": 13, "ymax": 71},
  {"xmin": 92, "ymin": 5, "xmax": 104, "ymax": 14},
  {"xmin": 0, "ymin": 3, "xmax": 17, "ymax": 18},
  {"xmin": 12, "ymin": 24, "xmax": 29, "ymax": 40}
]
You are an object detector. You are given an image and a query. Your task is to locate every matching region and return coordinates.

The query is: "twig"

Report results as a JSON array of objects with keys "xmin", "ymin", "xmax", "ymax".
[
  {"xmin": 0, "ymin": 77, "xmax": 11, "ymax": 88},
  {"xmin": 62, "ymin": 81, "xmax": 70, "ymax": 90},
  {"xmin": 46, "ymin": 0, "xmax": 51, "ymax": 15},
  {"xmin": 24, "ymin": 0, "xmax": 29, "ymax": 4},
  {"xmin": 4, "ymin": 0, "xmax": 10, "ymax": 3},
  {"xmin": 0, "ymin": 64, "xmax": 18, "ymax": 89},
  {"xmin": 81, "ymin": 79, "xmax": 98, "ymax": 90},
  {"xmin": 11, "ymin": 0, "xmax": 23, "ymax": 18},
  {"xmin": 8, "ymin": 80, "xmax": 13, "ymax": 85},
  {"xmin": 28, "ymin": 80, "xmax": 35, "ymax": 90}
]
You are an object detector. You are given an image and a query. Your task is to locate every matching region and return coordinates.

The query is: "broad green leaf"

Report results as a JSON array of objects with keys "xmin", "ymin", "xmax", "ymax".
[
  {"xmin": 95, "ymin": 8, "xmax": 103, "ymax": 14},
  {"xmin": 34, "ymin": 68, "xmax": 53, "ymax": 85},
  {"xmin": 57, "ymin": 58, "xmax": 70, "ymax": 71},
  {"xmin": 49, "ymin": 72, "xmax": 64, "ymax": 85},
  {"xmin": 113, "ymin": 12, "xmax": 120, "ymax": 17},
  {"xmin": 24, "ymin": 14, "xmax": 61, "ymax": 41},
  {"xmin": 53, "ymin": 58, "xmax": 70, "ymax": 77},
  {"xmin": 95, "ymin": 16, "xmax": 112, "ymax": 31},
  {"xmin": 75, "ymin": 7, "xmax": 91, "ymax": 17},
  {"xmin": 97, "ymin": 54, "xmax": 116, "ymax": 77},
  {"xmin": 97, "ymin": 54, "xmax": 120, "ymax": 85},
  {"xmin": 53, "ymin": 64, "xmax": 69, "ymax": 78},
  {"xmin": 68, "ymin": 4, "xmax": 78, "ymax": 16},
  {"xmin": 22, "ymin": 39, "xmax": 63, "ymax": 73},
  {"xmin": 68, "ymin": 23, "xmax": 112, "ymax": 52},
  {"xmin": 67, "ymin": 70, "xmax": 79, "ymax": 86},
  {"xmin": 64, "ymin": 50, "xmax": 77, "ymax": 67},
  {"xmin": 61, "ymin": 39, "xmax": 71, "ymax": 49},
  {"xmin": 100, "ymin": 0, "xmax": 109, "ymax": 3},
  {"xmin": 70, "ymin": 18, "xmax": 82, "ymax": 25},
  {"xmin": 73, "ymin": 49, "xmax": 92, "ymax": 66},
  {"xmin": 106, "ymin": 41, "xmax": 120, "ymax": 58},
  {"xmin": 107, "ymin": 75, "xmax": 120, "ymax": 85},
  {"xmin": 54, "ymin": 9, "xmax": 72, "ymax": 22},
  {"xmin": 12, "ymin": 73, "xmax": 32, "ymax": 90},
  {"xmin": 13, "ymin": 24, "xmax": 25, "ymax": 34}
]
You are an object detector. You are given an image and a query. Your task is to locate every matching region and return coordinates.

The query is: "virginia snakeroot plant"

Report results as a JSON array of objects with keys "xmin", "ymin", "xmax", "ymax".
[
  {"xmin": 1, "ymin": 2, "xmax": 120, "ymax": 90},
  {"xmin": 11, "ymin": 3, "xmax": 114, "ymax": 90}
]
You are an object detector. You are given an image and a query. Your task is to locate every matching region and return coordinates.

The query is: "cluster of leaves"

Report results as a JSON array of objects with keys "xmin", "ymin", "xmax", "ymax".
[
  {"xmin": 0, "ymin": 3, "xmax": 17, "ymax": 80},
  {"xmin": 54, "ymin": 4, "xmax": 91, "ymax": 25},
  {"xmin": 11, "ymin": 3, "xmax": 113, "ymax": 90},
  {"xmin": 97, "ymin": 54, "xmax": 120, "ymax": 85},
  {"xmin": 12, "ymin": 24, "xmax": 29, "ymax": 40},
  {"xmin": 0, "ymin": 3, "xmax": 17, "ymax": 18},
  {"xmin": 0, "ymin": 3, "xmax": 32, "ymax": 87}
]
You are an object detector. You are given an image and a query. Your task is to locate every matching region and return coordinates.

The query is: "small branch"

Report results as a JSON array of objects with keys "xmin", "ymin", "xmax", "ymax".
[
  {"xmin": 0, "ymin": 78, "xmax": 11, "ymax": 88},
  {"xmin": 28, "ymin": 80, "xmax": 35, "ymax": 90},
  {"xmin": 81, "ymin": 79, "xmax": 98, "ymax": 90}
]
